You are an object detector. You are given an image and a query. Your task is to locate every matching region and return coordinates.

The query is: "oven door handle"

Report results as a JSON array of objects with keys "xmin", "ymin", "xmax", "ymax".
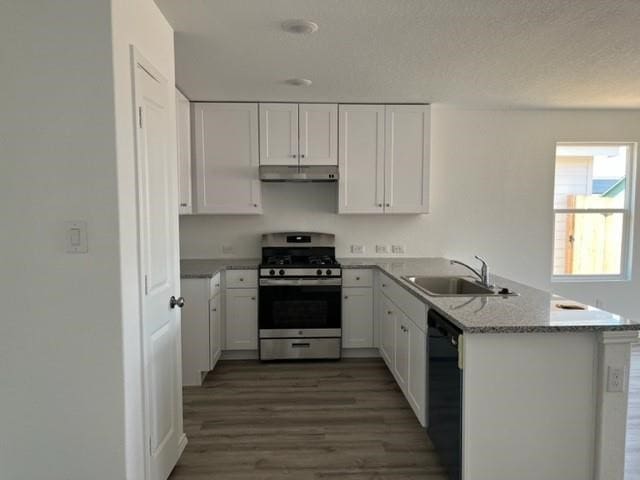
[{"xmin": 259, "ymin": 278, "xmax": 342, "ymax": 287}]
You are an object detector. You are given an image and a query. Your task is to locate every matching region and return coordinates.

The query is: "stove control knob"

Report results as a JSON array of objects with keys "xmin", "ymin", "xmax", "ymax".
[
  {"xmin": 316, "ymin": 269, "xmax": 323, "ymax": 276},
  {"xmin": 279, "ymin": 269, "xmax": 285, "ymax": 276},
  {"xmin": 269, "ymin": 269, "xmax": 275, "ymax": 276},
  {"xmin": 326, "ymin": 269, "xmax": 332, "ymax": 276}
]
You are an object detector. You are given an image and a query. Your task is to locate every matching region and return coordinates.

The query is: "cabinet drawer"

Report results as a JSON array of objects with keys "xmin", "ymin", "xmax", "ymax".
[
  {"xmin": 378, "ymin": 273, "xmax": 427, "ymax": 332},
  {"xmin": 343, "ymin": 269, "xmax": 373, "ymax": 287},
  {"xmin": 209, "ymin": 273, "xmax": 221, "ymax": 298},
  {"xmin": 226, "ymin": 269, "xmax": 258, "ymax": 288}
]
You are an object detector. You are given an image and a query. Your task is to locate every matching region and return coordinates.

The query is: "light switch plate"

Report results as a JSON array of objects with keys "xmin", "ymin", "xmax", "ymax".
[
  {"xmin": 350, "ymin": 245, "xmax": 364, "ymax": 254},
  {"xmin": 376, "ymin": 245, "xmax": 388, "ymax": 254},
  {"xmin": 391, "ymin": 245, "xmax": 405, "ymax": 254},
  {"xmin": 65, "ymin": 221, "xmax": 88, "ymax": 254},
  {"xmin": 607, "ymin": 366, "xmax": 626, "ymax": 392}
]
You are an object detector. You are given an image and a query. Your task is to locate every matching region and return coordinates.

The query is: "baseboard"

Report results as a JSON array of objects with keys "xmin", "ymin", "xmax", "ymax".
[
  {"xmin": 221, "ymin": 350, "xmax": 259, "ymax": 360},
  {"xmin": 342, "ymin": 348, "xmax": 381, "ymax": 358},
  {"xmin": 177, "ymin": 433, "xmax": 188, "ymax": 458}
]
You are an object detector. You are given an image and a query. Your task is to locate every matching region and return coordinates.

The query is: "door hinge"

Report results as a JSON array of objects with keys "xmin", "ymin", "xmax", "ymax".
[
  {"xmin": 149, "ymin": 436, "xmax": 152, "ymax": 455},
  {"xmin": 138, "ymin": 106, "xmax": 143, "ymax": 128},
  {"xmin": 144, "ymin": 275, "xmax": 148, "ymax": 295}
]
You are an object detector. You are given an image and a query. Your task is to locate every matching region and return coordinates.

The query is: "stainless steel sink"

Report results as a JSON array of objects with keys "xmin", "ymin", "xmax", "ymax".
[{"xmin": 402, "ymin": 276, "xmax": 515, "ymax": 297}]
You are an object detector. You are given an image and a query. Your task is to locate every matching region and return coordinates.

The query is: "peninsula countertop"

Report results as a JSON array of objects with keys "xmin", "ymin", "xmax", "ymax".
[{"xmin": 180, "ymin": 257, "xmax": 640, "ymax": 334}]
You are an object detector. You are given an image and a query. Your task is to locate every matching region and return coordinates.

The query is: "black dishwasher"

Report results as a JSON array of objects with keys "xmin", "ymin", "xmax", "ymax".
[{"xmin": 427, "ymin": 309, "xmax": 463, "ymax": 480}]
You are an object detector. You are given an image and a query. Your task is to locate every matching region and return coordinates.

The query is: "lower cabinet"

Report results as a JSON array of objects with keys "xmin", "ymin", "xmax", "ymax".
[
  {"xmin": 378, "ymin": 286, "xmax": 427, "ymax": 426},
  {"xmin": 342, "ymin": 287, "xmax": 374, "ymax": 348},
  {"xmin": 225, "ymin": 288, "xmax": 258, "ymax": 350},
  {"xmin": 210, "ymin": 293, "xmax": 222, "ymax": 368}
]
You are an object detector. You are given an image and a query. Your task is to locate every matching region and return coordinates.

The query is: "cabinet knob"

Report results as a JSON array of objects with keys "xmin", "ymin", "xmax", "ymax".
[
  {"xmin": 382, "ymin": 284, "xmax": 386, "ymax": 287},
  {"xmin": 213, "ymin": 308, "xmax": 217, "ymax": 312},
  {"xmin": 251, "ymin": 297, "xmax": 256, "ymax": 300},
  {"xmin": 253, "ymin": 204, "xmax": 258, "ymax": 207},
  {"xmin": 378, "ymin": 203, "xmax": 383, "ymax": 207},
  {"xmin": 239, "ymin": 278, "xmax": 244, "ymax": 282},
  {"xmin": 215, "ymin": 283, "xmax": 220, "ymax": 287},
  {"xmin": 386, "ymin": 203, "xmax": 390, "ymax": 207},
  {"xmin": 300, "ymin": 154, "xmax": 306, "ymax": 158},
  {"xmin": 387, "ymin": 310, "xmax": 393, "ymax": 315},
  {"xmin": 344, "ymin": 295, "xmax": 348, "ymax": 299},
  {"xmin": 291, "ymin": 154, "xmax": 297, "ymax": 158},
  {"xmin": 356, "ymin": 277, "xmax": 360, "ymax": 280}
]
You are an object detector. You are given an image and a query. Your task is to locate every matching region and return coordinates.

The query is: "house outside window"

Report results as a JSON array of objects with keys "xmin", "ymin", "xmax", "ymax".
[{"xmin": 552, "ymin": 143, "xmax": 635, "ymax": 281}]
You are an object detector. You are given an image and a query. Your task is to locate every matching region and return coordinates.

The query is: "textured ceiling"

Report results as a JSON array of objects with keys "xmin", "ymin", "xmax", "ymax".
[{"xmin": 155, "ymin": 0, "xmax": 640, "ymax": 108}]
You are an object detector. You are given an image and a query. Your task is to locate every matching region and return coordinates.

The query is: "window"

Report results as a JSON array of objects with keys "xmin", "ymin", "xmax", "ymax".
[{"xmin": 552, "ymin": 143, "xmax": 635, "ymax": 281}]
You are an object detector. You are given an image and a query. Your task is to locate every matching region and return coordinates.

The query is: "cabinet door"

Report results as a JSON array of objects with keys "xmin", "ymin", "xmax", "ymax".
[
  {"xmin": 384, "ymin": 105, "xmax": 430, "ymax": 214},
  {"xmin": 193, "ymin": 103, "xmax": 262, "ymax": 214},
  {"xmin": 342, "ymin": 287, "xmax": 373, "ymax": 348},
  {"xmin": 395, "ymin": 311, "xmax": 410, "ymax": 391},
  {"xmin": 180, "ymin": 278, "xmax": 210, "ymax": 386},
  {"xmin": 175, "ymin": 88, "xmax": 192, "ymax": 214},
  {"xmin": 299, "ymin": 104, "xmax": 337, "ymax": 166},
  {"xmin": 338, "ymin": 105, "xmax": 385, "ymax": 214},
  {"xmin": 379, "ymin": 294, "xmax": 396, "ymax": 368},
  {"xmin": 259, "ymin": 103, "xmax": 298, "ymax": 166},
  {"xmin": 406, "ymin": 319, "xmax": 426, "ymax": 424},
  {"xmin": 225, "ymin": 288, "xmax": 258, "ymax": 350},
  {"xmin": 209, "ymin": 294, "xmax": 221, "ymax": 369}
]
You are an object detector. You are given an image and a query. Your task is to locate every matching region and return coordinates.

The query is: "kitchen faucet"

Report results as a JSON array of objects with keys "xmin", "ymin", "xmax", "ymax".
[{"xmin": 450, "ymin": 255, "xmax": 492, "ymax": 288}]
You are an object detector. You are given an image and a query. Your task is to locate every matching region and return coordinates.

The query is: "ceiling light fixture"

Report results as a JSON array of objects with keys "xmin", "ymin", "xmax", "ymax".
[
  {"xmin": 282, "ymin": 19, "xmax": 319, "ymax": 35},
  {"xmin": 285, "ymin": 78, "xmax": 313, "ymax": 87}
]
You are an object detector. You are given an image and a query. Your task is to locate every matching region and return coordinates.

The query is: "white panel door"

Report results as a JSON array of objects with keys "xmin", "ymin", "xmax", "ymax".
[
  {"xmin": 194, "ymin": 103, "xmax": 261, "ymax": 214},
  {"xmin": 175, "ymin": 88, "xmax": 192, "ymax": 214},
  {"xmin": 338, "ymin": 105, "xmax": 385, "ymax": 214},
  {"xmin": 133, "ymin": 51, "xmax": 182, "ymax": 480},
  {"xmin": 225, "ymin": 289, "xmax": 258, "ymax": 350},
  {"xmin": 406, "ymin": 319, "xmax": 426, "ymax": 423},
  {"xmin": 342, "ymin": 287, "xmax": 374, "ymax": 348},
  {"xmin": 259, "ymin": 103, "xmax": 298, "ymax": 166},
  {"xmin": 379, "ymin": 294, "xmax": 396, "ymax": 368},
  {"xmin": 299, "ymin": 103, "xmax": 337, "ymax": 166},
  {"xmin": 209, "ymin": 293, "xmax": 221, "ymax": 369},
  {"xmin": 384, "ymin": 105, "xmax": 430, "ymax": 214},
  {"xmin": 394, "ymin": 312, "xmax": 410, "ymax": 391}
]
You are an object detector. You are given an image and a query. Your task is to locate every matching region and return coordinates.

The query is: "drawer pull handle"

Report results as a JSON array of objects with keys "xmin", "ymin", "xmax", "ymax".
[{"xmin": 292, "ymin": 343, "xmax": 310, "ymax": 348}]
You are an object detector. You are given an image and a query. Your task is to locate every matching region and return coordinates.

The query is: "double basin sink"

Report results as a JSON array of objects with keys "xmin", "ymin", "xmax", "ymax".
[{"xmin": 402, "ymin": 276, "xmax": 518, "ymax": 297}]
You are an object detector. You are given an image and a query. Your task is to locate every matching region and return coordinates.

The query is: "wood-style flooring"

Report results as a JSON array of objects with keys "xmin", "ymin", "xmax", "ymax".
[
  {"xmin": 626, "ymin": 345, "xmax": 640, "ymax": 480},
  {"xmin": 170, "ymin": 358, "xmax": 447, "ymax": 480},
  {"xmin": 171, "ymin": 349, "xmax": 640, "ymax": 480}
]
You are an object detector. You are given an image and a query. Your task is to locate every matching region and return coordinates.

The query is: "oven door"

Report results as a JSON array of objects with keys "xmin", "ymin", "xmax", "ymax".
[{"xmin": 259, "ymin": 278, "xmax": 341, "ymax": 338}]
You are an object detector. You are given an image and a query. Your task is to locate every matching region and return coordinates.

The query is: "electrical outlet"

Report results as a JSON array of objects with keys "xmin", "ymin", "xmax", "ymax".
[
  {"xmin": 391, "ymin": 245, "xmax": 405, "ymax": 254},
  {"xmin": 350, "ymin": 244, "xmax": 365, "ymax": 254},
  {"xmin": 376, "ymin": 245, "xmax": 388, "ymax": 254},
  {"xmin": 222, "ymin": 245, "xmax": 234, "ymax": 254},
  {"xmin": 607, "ymin": 366, "xmax": 626, "ymax": 393}
]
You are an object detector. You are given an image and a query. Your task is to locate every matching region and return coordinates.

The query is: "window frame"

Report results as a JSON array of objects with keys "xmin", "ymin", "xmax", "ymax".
[{"xmin": 551, "ymin": 142, "xmax": 636, "ymax": 283}]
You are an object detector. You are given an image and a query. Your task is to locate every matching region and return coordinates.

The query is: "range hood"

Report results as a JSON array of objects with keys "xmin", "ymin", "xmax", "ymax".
[{"xmin": 260, "ymin": 165, "xmax": 339, "ymax": 182}]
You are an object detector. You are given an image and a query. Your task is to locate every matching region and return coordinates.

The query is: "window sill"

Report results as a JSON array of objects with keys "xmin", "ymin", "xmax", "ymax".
[{"xmin": 551, "ymin": 275, "xmax": 630, "ymax": 284}]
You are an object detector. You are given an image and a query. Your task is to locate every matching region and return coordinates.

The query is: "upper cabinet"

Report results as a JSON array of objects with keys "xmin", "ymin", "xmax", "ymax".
[
  {"xmin": 175, "ymin": 88, "xmax": 192, "ymax": 214},
  {"xmin": 193, "ymin": 103, "xmax": 262, "ymax": 214},
  {"xmin": 259, "ymin": 103, "xmax": 298, "ymax": 166},
  {"xmin": 339, "ymin": 104, "xmax": 430, "ymax": 214},
  {"xmin": 259, "ymin": 103, "xmax": 337, "ymax": 166}
]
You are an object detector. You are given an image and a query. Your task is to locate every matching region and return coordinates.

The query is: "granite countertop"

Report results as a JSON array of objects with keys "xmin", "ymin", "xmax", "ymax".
[{"xmin": 180, "ymin": 257, "xmax": 640, "ymax": 334}]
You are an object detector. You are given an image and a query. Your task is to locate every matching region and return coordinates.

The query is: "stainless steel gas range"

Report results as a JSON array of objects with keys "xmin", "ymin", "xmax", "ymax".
[{"xmin": 258, "ymin": 232, "xmax": 342, "ymax": 361}]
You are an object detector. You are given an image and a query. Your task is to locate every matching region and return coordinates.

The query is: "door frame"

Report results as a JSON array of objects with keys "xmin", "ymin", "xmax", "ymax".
[{"xmin": 130, "ymin": 45, "xmax": 185, "ymax": 480}]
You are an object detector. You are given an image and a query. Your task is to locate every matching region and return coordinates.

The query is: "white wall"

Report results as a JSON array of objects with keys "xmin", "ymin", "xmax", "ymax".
[
  {"xmin": 179, "ymin": 182, "xmax": 443, "ymax": 258},
  {"xmin": 430, "ymin": 106, "xmax": 640, "ymax": 319},
  {"xmin": 0, "ymin": 1, "xmax": 175, "ymax": 479},
  {"xmin": 0, "ymin": 2, "xmax": 126, "ymax": 479},
  {"xmin": 179, "ymin": 107, "xmax": 640, "ymax": 320},
  {"xmin": 110, "ymin": 0, "xmax": 177, "ymax": 478}
]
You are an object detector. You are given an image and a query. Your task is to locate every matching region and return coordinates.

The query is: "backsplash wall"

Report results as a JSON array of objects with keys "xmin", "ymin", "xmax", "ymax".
[{"xmin": 179, "ymin": 182, "xmax": 443, "ymax": 258}]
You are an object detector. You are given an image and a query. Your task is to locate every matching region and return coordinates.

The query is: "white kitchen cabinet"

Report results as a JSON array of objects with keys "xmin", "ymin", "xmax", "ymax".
[
  {"xmin": 338, "ymin": 105, "xmax": 385, "ymax": 214},
  {"xmin": 176, "ymin": 88, "xmax": 192, "ymax": 214},
  {"xmin": 209, "ymin": 293, "xmax": 222, "ymax": 369},
  {"xmin": 225, "ymin": 288, "xmax": 258, "ymax": 350},
  {"xmin": 406, "ymin": 316, "xmax": 426, "ymax": 420},
  {"xmin": 259, "ymin": 103, "xmax": 298, "ymax": 166},
  {"xmin": 299, "ymin": 103, "xmax": 338, "ymax": 166},
  {"xmin": 193, "ymin": 103, "xmax": 262, "ymax": 214},
  {"xmin": 338, "ymin": 104, "xmax": 430, "ymax": 214},
  {"xmin": 342, "ymin": 287, "xmax": 374, "ymax": 348},
  {"xmin": 379, "ymin": 294, "xmax": 396, "ymax": 368},
  {"xmin": 384, "ymin": 105, "xmax": 430, "ymax": 214},
  {"xmin": 259, "ymin": 103, "xmax": 337, "ymax": 166},
  {"xmin": 394, "ymin": 311, "xmax": 410, "ymax": 390}
]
